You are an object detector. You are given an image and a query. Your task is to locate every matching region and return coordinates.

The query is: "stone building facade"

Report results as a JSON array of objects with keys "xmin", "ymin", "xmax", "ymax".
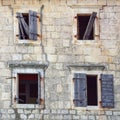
[{"xmin": 0, "ymin": 0, "xmax": 120, "ymax": 119}]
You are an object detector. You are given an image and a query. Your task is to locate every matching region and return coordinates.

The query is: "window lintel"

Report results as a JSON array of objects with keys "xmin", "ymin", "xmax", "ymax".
[
  {"xmin": 8, "ymin": 61, "xmax": 48, "ymax": 70},
  {"xmin": 67, "ymin": 64, "xmax": 106, "ymax": 71}
]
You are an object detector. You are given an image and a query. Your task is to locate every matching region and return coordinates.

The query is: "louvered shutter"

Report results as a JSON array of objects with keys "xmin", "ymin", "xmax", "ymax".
[
  {"xmin": 101, "ymin": 74, "xmax": 114, "ymax": 108},
  {"xmin": 73, "ymin": 73, "xmax": 87, "ymax": 107},
  {"xmin": 17, "ymin": 13, "xmax": 29, "ymax": 39},
  {"xmin": 83, "ymin": 12, "xmax": 97, "ymax": 40},
  {"xmin": 29, "ymin": 10, "xmax": 38, "ymax": 40},
  {"xmin": 38, "ymin": 72, "xmax": 41, "ymax": 104}
]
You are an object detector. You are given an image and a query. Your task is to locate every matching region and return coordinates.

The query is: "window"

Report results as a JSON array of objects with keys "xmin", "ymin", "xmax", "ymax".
[
  {"xmin": 17, "ymin": 74, "xmax": 39, "ymax": 104},
  {"xmin": 77, "ymin": 12, "xmax": 97, "ymax": 40},
  {"xmin": 8, "ymin": 62, "xmax": 47, "ymax": 107},
  {"xmin": 16, "ymin": 10, "xmax": 38, "ymax": 40},
  {"xmin": 73, "ymin": 73, "xmax": 114, "ymax": 108}
]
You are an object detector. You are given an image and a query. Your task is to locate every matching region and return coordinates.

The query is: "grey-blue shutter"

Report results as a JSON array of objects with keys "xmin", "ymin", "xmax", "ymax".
[
  {"xmin": 73, "ymin": 73, "xmax": 87, "ymax": 107},
  {"xmin": 83, "ymin": 12, "xmax": 97, "ymax": 40},
  {"xmin": 101, "ymin": 74, "xmax": 114, "ymax": 108},
  {"xmin": 29, "ymin": 10, "xmax": 37, "ymax": 40},
  {"xmin": 17, "ymin": 13, "xmax": 29, "ymax": 39}
]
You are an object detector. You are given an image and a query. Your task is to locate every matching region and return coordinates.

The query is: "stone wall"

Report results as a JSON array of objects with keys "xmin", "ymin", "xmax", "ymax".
[{"xmin": 0, "ymin": 0, "xmax": 119, "ymax": 119}]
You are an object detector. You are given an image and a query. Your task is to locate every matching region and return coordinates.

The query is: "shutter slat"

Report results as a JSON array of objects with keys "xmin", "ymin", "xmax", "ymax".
[
  {"xmin": 101, "ymin": 74, "xmax": 114, "ymax": 108},
  {"xmin": 29, "ymin": 10, "xmax": 38, "ymax": 40},
  {"xmin": 74, "ymin": 73, "xmax": 87, "ymax": 107},
  {"xmin": 83, "ymin": 12, "xmax": 97, "ymax": 40}
]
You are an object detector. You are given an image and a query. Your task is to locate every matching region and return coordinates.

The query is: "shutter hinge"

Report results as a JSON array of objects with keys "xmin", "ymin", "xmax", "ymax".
[
  {"xmin": 40, "ymin": 98, "xmax": 44, "ymax": 105},
  {"xmin": 74, "ymin": 35, "xmax": 77, "ymax": 38}
]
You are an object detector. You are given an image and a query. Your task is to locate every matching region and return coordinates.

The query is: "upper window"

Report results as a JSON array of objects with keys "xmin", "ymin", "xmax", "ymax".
[
  {"xmin": 77, "ymin": 12, "xmax": 97, "ymax": 40},
  {"xmin": 16, "ymin": 10, "xmax": 38, "ymax": 41},
  {"xmin": 73, "ymin": 73, "xmax": 114, "ymax": 108}
]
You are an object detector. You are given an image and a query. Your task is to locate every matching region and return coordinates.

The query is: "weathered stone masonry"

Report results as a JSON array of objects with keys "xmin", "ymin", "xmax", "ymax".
[{"xmin": 0, "ymin": 0, "xmax": 120, "ymax": 119}]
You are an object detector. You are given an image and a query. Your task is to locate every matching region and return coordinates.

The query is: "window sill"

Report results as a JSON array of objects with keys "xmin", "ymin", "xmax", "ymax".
[
  {"xmin": 73, "ymin": 39, "xmax": 100, "ymax": 45},
  {"xmin": 74, "ymin": 106, "xmax": 99, "ymax": 110},
  {"xmin": 11, "ymin": 104, "xmax": 44, "ymax": 109},
  {"xmin": 15, "ymin": 39, "xmax": 41, "ymax": 45}
]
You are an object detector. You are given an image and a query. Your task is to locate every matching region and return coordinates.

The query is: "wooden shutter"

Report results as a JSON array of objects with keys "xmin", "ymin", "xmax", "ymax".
[
  {"xmin": 17, "ymin": 13, "xmax": 25, "ymax": 39},
  {"xmin": 101, "ymin": 74, "xmax": 114, "ymax": 108},
  {"xmin": 38, "ymin": 72, "xmax": 41, "ymax": 104},
  {"xmin": 16, "ymin": 13, "xmax": 29, "ymax": 39},
  {"xmin": 73, "ymin": 73, "xmax": 87, "ymax": 107},
  {"xmin": 29, "ymin": 10, "xmax": 38, "ymax": 40},
  {"xmin": 83, "ymin": 12, "xmax": 97, "ymax": 40}
]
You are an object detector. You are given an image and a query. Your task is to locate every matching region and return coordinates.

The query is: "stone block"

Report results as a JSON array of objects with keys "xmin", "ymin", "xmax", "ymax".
[
  {"xmin": 8, "ymin": 109, "xmax": 14, "ymax": 114},
  {"xmin": 105, "ymin": 111, "xmax": 113, "ymax": 115},
  {"xmin": 32, "ymin": 109, "xmax": 39, "ymax": 114},
  {"xmin": 88, "ymin": 115, "xmax": 95, "ymax": 120},
  {"xmin": 63, "ymin": 115, "xmax": 71, "ymax": 119},
  {"xmin": 20, "ymin": 114, "xmax": 27, "ymax": 119},
  {"xmin": 69, "ymin": 110, "xmax": 76, "ymax": 114},
  {"xmin": 43, "ymin": 109, "xmax": 51, "ymax": 114},
  {"xmin": 73, "ymin": 115, "xmax": 80, "ymax": 119},
  {"xmin": 63, "ymin": 40, "xmax": 70, "ymax": 47},
  {"xmin": 17, "ymin": 109, "xmax": 23, "ymax": 113},
  {"xmin": 81, "ymin": 115, "xmax": 88, "ymax": 120},
  {"xmin": 28, "ymin": 114, "xmax": 34, "ymax": 119},
  {"xmin": 10, "ymin": 114, "xmax": 16, "ymax": 119},
  {"xmin": 61, "ymin": 110, "xmax": 68, "ymax": 114},
  {"xmin": 12, "ymin": 54, "xmax": 22, "ymax": 60},
  {"xmin": 48, "ymin": 54, "xmax": 57, "ymax": 62},
  {"xmin": 24, "ymin": 109, "xmax": 31, "ymax": 114},
  {"xmin": 113, "ymin": 111, "xmax": 120, "ymax": 115},
  {"xmin": 35, "ymin": 114, "xmax": 42, "ymax": 119}
]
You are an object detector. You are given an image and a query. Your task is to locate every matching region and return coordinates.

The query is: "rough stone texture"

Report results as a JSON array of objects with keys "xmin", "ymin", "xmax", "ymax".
[{"xmin": 0, "ymin": 0, "xmax": 119, "ymax": 119}]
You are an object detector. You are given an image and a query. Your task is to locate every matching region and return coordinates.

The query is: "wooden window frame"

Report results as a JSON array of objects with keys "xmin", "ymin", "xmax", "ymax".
[
  {"xmin": 72, "ymin": 10, "xmax": 100, "ymax": 44},
  {"xmin": 18, "ymin": 73, "xmax": 39, "ymax": 104},
  {"xmin": 11, "ymin": 67, "xmax": 45, "ymax": 108}
]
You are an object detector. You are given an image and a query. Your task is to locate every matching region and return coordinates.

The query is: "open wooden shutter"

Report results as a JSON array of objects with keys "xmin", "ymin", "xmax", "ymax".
[
  {"xmin": 38, "ymin": 72, "xmax": 41, "ymax": 104},
  {"xmin": 83, "ymin": 12, "xmax": 97, "ymax": 40},
  {"xmin": 73, "ymin": 73, "xmax": 87, "ymax": 107},
  {"xmin": 17, "ymin": 13, "xmax": 29, "ymax": 39},
  {"xmin": 101, "ymin": 74, "xmax": 114, "ymax": 108},
  {"xmin": 29, "ymin": 10, "xmax": 38, "ymax": 40}
]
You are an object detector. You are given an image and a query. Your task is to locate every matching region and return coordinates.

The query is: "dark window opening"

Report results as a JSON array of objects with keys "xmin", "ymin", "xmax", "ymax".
[
  {"xmin": 77, "ymin": 15, "xmax": 94, "ymax": 40},
  {"xmin": 19, "ymin": 13, "xmax": 29, "ymax": 39},
  {"xmin": 18, "ymin": 73, "xmax": 38, "ymax": 104},
  {"xmin": 87, "ymin": 75, "xmax": 98, "ymax": 106}
]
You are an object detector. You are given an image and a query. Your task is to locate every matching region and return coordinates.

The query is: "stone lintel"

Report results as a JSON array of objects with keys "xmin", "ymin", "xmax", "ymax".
[
  {"xmin": 8, "ymin": 61, "xmax": 48, "ymax": 70},
  {"xmin": 67, "ymin": 64, "xmax": 106, "ymax": 71}
]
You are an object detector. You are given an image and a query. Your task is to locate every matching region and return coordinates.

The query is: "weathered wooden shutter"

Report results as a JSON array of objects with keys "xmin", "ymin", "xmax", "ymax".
[
  {"xmin": 83, "ymin": 12, "xmax": 97, "ymax": 40},
  {"xmin": 101, "ymin": 74, "xmax": 114, "ymax": 108},
  {"xmin": 38, "ymin": 72, "xmax": 41, "ymax": 104},
  {"xmin": 29, "ymin": 10, "xmax": 38, "ymax": 40},
  {"xmin": 17, "ymin": 13, "xmax": 29, "ymax": 39},
  {"xmin": 73, "ymin": 73, "xmax": 87, "ymax": 107}
]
